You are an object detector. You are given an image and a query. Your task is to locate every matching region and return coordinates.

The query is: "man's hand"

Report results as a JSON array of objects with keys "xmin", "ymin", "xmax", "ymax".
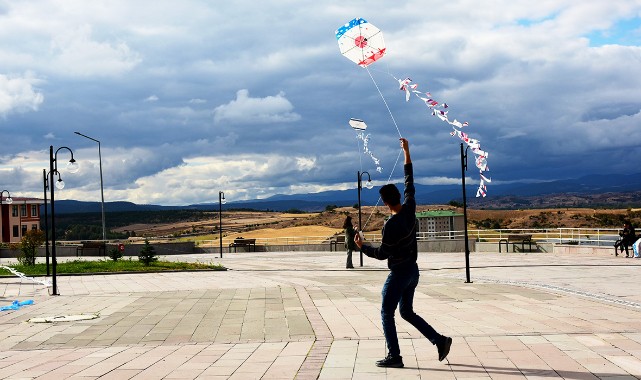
[
  {"xmin": 400, "ymin": 137, "xmax": 411, "ymax": 164},
  {"xmin": 354, "ymin": 230, "xmax": 363, "ymax": 249}
]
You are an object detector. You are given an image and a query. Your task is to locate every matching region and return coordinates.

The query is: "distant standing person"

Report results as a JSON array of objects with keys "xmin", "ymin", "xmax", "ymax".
[
  {"xmin": 343, "ymin": 215, "xmax": 356, "ymax": 269},
  {"xmin": 354, "ymin": 137, "xmax": 452, "ymax": 368}
]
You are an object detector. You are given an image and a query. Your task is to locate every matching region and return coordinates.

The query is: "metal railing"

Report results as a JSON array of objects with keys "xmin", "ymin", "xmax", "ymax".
[
  {"xmin": 465, "ymin": 228, "xmax": 621, "ymax": 246},
  {"xmin": 197, "ymin": 232, "xmax": 383, "ymax": 247},
  {"xmin": 193, "ymin": 228, "xmax": 622, "ymax": 247}
]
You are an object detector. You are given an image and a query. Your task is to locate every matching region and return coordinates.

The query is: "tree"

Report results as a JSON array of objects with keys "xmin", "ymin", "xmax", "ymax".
[
  {"xmin": 138, "ymin": 239, "xmax": 157, "ymax": 266},
  {"xmin": 19, "ymin": 230, "xmax": 45, "ymax": 266},
  {"xmin": 325, "ymin": 204, "xmax": 338, "ymax": 212},
  {"xmin": 108, "ymin": 247, "xmax": 123, "ymax": 262},
  {"xmin": 448, "ymin": 200, "xmax": 463, "ymax": 208}
]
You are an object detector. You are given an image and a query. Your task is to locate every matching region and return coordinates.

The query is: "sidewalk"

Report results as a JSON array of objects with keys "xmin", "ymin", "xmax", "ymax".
[{"xmin": 0, "ymin": 250, "xmax": 640, "ymax": 379}]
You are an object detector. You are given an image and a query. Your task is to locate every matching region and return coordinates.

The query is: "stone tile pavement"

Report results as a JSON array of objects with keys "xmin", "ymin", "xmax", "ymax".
[{"xmin": 0, "ymin": 250, "xmax": 640, "ymax": 379}]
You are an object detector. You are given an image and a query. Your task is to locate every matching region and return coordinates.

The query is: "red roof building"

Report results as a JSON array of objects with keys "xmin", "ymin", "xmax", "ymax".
[{"xmin": 0, "ymin": 196, "xmax": 45, "ymax": 244}]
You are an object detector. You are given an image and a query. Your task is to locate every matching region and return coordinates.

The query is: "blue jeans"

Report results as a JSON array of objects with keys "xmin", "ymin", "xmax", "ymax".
[{"xmin": 381, "ymin": 263, "xmax": 442, "ymax": 357}]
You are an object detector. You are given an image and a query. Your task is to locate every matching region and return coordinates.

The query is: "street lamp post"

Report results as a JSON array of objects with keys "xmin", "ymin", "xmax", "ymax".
[
  {"xmin": 42, "ymin": 170, "xmax": 50, "ymax": 276},
  {"xmin": 357, "ymin": 171, "xmax": 373, "ymax": 267},
  {"xmin": 0, "ymin": 190, "xmax": 13, "ymax": 244},
  {"xmin": 460, "ymin": 143, "xmax": 472, "ymax": 283},
  {"xmin": 74, "ymin": 132, "xmax": 106, "ymax": 241},
  {"xmin": 42, "ymin": 170, "xmax": 61, "ymax": 276},
  {"xmin": 49, "ymin": 145, "xmax": 79, "ymax": 296},
  {"xmin": 218, "ymin": 191, "xmax": 225, "ymax": 258}
]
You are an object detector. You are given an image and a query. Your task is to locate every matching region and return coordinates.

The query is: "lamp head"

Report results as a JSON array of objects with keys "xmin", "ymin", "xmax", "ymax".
[
  {"xmin": 67, "ymin": 158, "xmax": 79, "ymax": 174},
  {"xmin": 56, "ymin": 178, "xmax": 65, "ymax": 190},
  {"xmin": 0, "ymin": 190, "xmax": 11, "ymax": 204}
]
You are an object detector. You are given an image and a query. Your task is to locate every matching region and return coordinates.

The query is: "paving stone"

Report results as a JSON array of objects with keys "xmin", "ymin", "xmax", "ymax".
[{"xmin": 0, "ymin": 251, "xmax": 640, "ymax": 378}]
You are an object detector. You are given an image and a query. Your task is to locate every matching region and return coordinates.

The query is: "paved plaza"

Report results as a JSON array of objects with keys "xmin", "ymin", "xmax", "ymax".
[{"xmin": 0, "ymin": 249, "xmax": 640, "ymax": 379}]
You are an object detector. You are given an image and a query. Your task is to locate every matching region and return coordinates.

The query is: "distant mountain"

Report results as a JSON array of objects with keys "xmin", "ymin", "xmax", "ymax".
[{"xmin": 48, "ymin": 172, "xmax": 641, "ymax": 214}]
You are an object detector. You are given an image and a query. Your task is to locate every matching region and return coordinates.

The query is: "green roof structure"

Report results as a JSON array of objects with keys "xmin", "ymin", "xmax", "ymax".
[{"xmin": 415, "ymin": 211, "xmax": 463, "ymax": 218}]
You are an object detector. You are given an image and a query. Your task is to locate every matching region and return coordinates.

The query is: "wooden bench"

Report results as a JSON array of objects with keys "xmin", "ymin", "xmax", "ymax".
[
  {"xmin": 330, "ymin": 235, "xmax": 346, "ymax": 252},
  {"xmin": 229, "ymin": 238, "xmax": 256, "ymax": 252},
  {"xmin": 76, "ymin": 241, "xmax": 106, "ymax": 256},
  {"xmin": 499, "ymin": 234, "xmax": 535, "ymax": 253}
]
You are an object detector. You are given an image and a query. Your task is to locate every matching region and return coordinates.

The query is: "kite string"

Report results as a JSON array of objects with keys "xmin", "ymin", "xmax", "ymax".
[
  {"xmin": 362, "ymin": 148, "xmax": 403, "ymax": 231},
  {"xmin": 365, "ymin": 66, "xmax": 403, "ymax": 138},
  {"xmin": 360, "ymin": 66, "xmax": 405, "ymax": 231}
]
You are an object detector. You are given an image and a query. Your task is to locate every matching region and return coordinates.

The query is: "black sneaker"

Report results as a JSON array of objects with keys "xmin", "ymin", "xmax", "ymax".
[
  {"xmin": 375, "ymin": 355, "xmax": 404, "ymax": 368},
  {"xmin": 437, "ymin": 337, "xmax": 452, "ymax": 361}
]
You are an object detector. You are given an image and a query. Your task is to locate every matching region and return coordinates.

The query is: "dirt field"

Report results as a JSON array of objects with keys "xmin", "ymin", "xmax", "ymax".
[
  {"xmin": 223, "ymin": 226, "xmax": 342, "ymax": 244},
  {"xmin": 115, "ymin": 206, "xmax": 641, "ymax": 240}
]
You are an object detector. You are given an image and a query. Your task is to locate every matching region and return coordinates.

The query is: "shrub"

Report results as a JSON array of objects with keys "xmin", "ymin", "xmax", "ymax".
[
  {"xmin": 108, "ymin": 247, "xmax": 123, "ymax": 262},
  {"xmin": 138, "ymin": 239, "xmax": 157, "ymax": 266},
  {"xmin": 18, "ymin": 230, "xmax": 45, "ymax": 266}
]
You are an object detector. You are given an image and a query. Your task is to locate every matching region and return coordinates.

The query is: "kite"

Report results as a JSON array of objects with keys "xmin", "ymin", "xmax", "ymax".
[
  {"xmin": 349, "ymin": 118, "xmax": 367, "ymax": 131},
  {"xmin": 335, "ymin": 18, "xmax": 492, "ymax": 197},
  {"xmin": 336, "ymin": 18, "xmax": 386, "ymax": 67},
  {"xmin": 350, "ymin": 118, "xmax": 383, "ymax": 173},
  {"xmin": 336, "ymin": 18, "xmax": 403, "ymax": 139}
]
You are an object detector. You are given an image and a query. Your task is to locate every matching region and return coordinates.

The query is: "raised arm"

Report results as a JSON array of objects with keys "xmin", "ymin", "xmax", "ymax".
[{"xmin": 400, "ymin": 138, "xmax": 411, "ymax": 164}]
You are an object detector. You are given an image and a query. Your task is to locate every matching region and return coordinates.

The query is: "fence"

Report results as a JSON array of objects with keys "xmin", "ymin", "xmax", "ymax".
[
  {"xmin": 194, "ymin": 228, "xmax": 621, "ymax": 248},
  {"xmin": 466, "ymin": 228, "xmax": 620, "ymax": 246},
  {"xmin": 196, "ymin": 232, "xmax": 382, "ymax": 248}
]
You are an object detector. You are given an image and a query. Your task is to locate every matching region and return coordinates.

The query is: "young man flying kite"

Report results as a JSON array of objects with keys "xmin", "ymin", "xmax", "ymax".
[{"xmin": 355, "ymin": 137, "xmax": 452, "ymax": 368}]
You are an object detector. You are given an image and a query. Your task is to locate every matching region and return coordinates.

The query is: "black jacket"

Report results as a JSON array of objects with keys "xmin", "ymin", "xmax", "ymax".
[
  {"xmin": 345, "ymin": 224, "xmax": 357, "ymax": 250},
  {"xmin": 361, "ymin": 163, "xmax": 418, "ymax": 271}
]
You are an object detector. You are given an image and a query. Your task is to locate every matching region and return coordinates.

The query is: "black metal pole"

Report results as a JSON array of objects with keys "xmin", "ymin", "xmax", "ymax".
[
  {"xmin": 43, "ymin": 169, "xmax": 50, "ymax": 276},
  {"xmin": 49, "ymin": 146, "xmax": 59, "ymax": 295},
  {"xmin": 460, "ymin": 143, "xmax": 472, "ymax": 283},
  {"xmin": 219, "ymin": 191, "xmax": 223, "ymax": 259}
]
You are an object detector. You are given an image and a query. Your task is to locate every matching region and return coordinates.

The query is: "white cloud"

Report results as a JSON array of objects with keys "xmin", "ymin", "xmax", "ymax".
[
  {"xmin": 2, "ymin": 1, "xmax": 641, "ymax": 205},
  {"xmin": 101, "ymin": 154, "xmax": 326, "ymax": 205},
  {"xmin": 416, "ymin": 176, "xmax": 465, "ymax": 186},
  {"xmin": 49, "ymin": 24, "xmax": 142, "ymax": 77},
  {"xmin": 296, "ymin": 157, "xmax": 316, "ymax": 171},
  {"xmin": 0, "ymin": 72, "xmax": 43, "ymax": 116},
  {"xmin": 213, "ymin": 89, "xmax": 301, "ymax": 125}
]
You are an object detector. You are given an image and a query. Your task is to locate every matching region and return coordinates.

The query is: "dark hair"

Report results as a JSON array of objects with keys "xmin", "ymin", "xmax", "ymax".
[
  {"xmin": 343, "ymin": 215, "xmax": 353, "ymax": 229},
  {"xmin": 379, "ymin": 184, "xmax": 401, "ymax": 206}
]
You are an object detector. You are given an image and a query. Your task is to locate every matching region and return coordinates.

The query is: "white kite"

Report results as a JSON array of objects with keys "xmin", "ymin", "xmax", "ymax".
[{"xmin": 336, "ymin": 18, "xmax": 492, "ymax": 198}]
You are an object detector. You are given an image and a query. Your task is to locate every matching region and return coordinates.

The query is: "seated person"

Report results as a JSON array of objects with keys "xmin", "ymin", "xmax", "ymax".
[{"xmin": 614, "ymin": 221, "xmax": 636, "ymax": 257}]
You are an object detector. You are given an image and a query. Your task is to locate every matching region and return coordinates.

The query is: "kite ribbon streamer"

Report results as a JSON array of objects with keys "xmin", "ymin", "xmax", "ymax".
[
  {"xmin": 398, "ymin": 77, "xmax": 491, "ymax": 197},
  {"xmin": 0, "ymin": 265, "xmax": 52, "ymax": 287},
  {"xmin": 356, "ymin": 132, "xmax": 383, "ymax": 173}
]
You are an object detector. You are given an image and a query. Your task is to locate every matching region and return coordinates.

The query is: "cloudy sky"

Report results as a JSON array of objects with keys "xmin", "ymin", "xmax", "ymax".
[{"xmin": 1, "ymin": 1, "xmax": 640, "ymax": 205}]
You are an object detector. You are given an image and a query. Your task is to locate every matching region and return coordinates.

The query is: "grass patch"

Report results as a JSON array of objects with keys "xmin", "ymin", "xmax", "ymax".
[{"xmin": 0, "ymin": 259, "xmax": 226, "ymax": 276}]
